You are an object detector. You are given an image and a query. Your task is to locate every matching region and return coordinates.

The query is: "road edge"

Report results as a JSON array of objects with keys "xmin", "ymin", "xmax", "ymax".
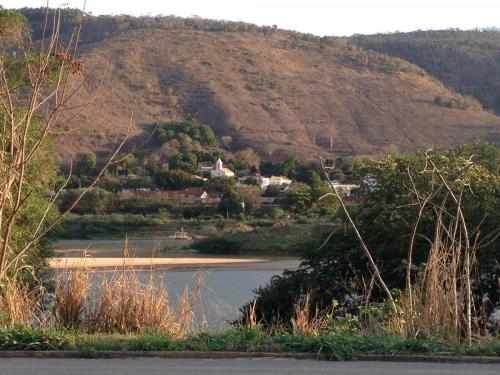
[{"xmin": 0, "ymin": 351, "xmax": 498, "ymax": 363}]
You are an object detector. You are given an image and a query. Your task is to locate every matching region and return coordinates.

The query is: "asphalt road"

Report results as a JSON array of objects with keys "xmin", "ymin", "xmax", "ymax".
[{"xmin": 0, "ymin": 358, "xmax": 499, "ymax": 375}]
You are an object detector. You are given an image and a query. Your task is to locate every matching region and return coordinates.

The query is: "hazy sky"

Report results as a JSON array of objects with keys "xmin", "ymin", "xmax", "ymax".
[{"xmin": 3, "ymin": 0, "xmax": 500, "ymax": 36}]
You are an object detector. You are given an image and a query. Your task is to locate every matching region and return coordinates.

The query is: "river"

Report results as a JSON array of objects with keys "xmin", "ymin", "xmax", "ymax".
[{"xmin": 56, "ymin": 238, "xmax": 301, "ymax": 327}]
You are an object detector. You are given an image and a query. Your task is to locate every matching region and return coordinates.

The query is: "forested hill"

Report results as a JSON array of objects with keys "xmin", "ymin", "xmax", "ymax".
[
  {"xmin": 19, "ymin": 9, "xmax": 500, "ymax": 160},
  {"xmin": 349, "ymin": 29, "xmax": 500, "ymax": 114}
]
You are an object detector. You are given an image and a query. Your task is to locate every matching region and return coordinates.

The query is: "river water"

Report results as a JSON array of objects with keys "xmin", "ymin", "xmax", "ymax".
[{"xmin": 56, "ymin": 238, "xmax": 301, "ymax": 327}]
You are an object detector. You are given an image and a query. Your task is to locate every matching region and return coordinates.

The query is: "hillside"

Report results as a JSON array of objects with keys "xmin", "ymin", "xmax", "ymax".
[
  {"xmin": 20, "ymin": 9, "xmax": 500, "ymax": 160},
  {"xmin": 349, "ymin": 29, "xmax": 500, "ymax": 114}
]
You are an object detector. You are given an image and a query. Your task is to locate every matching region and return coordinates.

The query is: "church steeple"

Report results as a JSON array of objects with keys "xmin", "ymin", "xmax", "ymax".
[{"xmin": 215, "ymin": 158, "xmax": 223, "ymax": 170}]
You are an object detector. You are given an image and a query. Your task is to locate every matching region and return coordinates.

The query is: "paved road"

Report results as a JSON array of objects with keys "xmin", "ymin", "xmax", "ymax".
[{"xmin": 0, "ymin": 358, "xmax": 499, "ymax": 375}]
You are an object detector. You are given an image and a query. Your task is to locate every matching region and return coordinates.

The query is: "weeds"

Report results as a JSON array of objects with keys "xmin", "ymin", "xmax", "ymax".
[
  {"xmin": 0, "ymin": 278, "xmax": 44, "ymax": 328},
  {"xmin": 290, "ymin": 292, "xmax": 330, "ymax": 336},
  {"xmin": 54, "ymin": 268, "xmax": 90, "ymax": 327}
]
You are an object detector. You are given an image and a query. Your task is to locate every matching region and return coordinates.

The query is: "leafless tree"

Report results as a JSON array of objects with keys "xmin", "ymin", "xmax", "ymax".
[{"xmin": 0, "ymin": 6, "xmax": 132, "ymax": 284}]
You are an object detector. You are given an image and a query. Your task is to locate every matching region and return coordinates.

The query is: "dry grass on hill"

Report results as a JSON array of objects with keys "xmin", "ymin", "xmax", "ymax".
[{"xmin": 19, "ymin": 15, "xmax": 498, "ymax": 161}]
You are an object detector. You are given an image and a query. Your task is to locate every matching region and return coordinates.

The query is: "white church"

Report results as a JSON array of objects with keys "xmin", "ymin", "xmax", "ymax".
[{"xmin": 210, "ymin": 158, "xmax": 235, "ymax": 178}]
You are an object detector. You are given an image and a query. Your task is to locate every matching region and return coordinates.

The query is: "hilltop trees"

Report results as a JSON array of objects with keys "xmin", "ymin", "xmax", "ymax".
[{"xmin": 155, "ymin": 121, "xmax": 218, "ymax": 148}]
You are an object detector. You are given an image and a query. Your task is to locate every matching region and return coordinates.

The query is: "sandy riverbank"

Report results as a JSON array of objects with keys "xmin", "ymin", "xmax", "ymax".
[{"xmin": 49, "ymin": 257, "xmax": 267, "ymax": 269}]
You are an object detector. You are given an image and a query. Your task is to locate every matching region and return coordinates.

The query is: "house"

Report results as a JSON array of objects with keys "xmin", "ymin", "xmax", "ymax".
[
  {"xmin": 164, "ymin": 187, "xmax": 219, "ymax": 205},
  {"xmin": 331, "ymin": 181, "xmax": 359, "ymax": 197},
  {"xmin": 269, "ymin": 176, "xmax": 292, "ymax": 186},
  {"xmin": 210, "ymin": 158, "xmax": 235, "ymax": 178},
  {"xmin": 198, "ymin": 162, "xmax": 214, "ymax": 176},
  {"xmin": 120, "ymin": 188, "xmax": 219, "ymax": 206},
  {"xmin": 259, "ymin": 175, "xmax": 292, "ymax": 191},
  {"xmin": 238, "ymin": 175, "xmax": 269, "ymax": 191}
]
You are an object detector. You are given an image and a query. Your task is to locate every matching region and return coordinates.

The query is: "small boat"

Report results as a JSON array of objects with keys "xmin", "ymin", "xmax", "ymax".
[{"xmin": 168, "ymin": 227, "xmax": 192, "ymax": 240}]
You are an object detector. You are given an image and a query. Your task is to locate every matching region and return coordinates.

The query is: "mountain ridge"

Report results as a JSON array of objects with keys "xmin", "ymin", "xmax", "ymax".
[{"xmin": 18, "ymin": 9, "xmax": 500, "ymax": 161}]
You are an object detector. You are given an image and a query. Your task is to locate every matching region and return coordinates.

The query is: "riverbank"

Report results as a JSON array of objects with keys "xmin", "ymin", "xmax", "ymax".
[
  {"xmin": 54, "ymin": 218, "xmax": 331, "ymax": 258},
  {"xmin": 55, "ymin": 215, "xmax": 283, "ymax": 239},
  {"xmin": 49, "ymin": 257, "xmax": 267, "ymax": 269},
  {"xmin": 0, "ymin": 327, "xmax": 498, "ymax": 361}
]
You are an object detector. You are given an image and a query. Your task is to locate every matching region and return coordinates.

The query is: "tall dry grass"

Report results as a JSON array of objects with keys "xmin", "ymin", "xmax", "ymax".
[
  {"xmin": 54, "ymin": 268, "xmax": 90, "ymax": 327},
  {"xmin": 0, "ymin": 279, "xmax": 43, "ymax": 327},
  {"xmin": 320, "ymin": 151, "xmax": 493, "ymax": 344},
  {"xmin": 52, "ymin": 265, "xmax": 205, "ymax": 337},
  {"xmin": 291, "ymin": 292, "xmax": 330, "ymax": 336},
  {"xmin": 87, "ymin": 271, "xmax": 174, "ymax": 334},
  {"xmin": 400, "ymin": 198, "xmax": 478, "ymax": 342}
]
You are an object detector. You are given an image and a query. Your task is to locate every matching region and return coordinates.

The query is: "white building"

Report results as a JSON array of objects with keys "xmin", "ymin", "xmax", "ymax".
[
  {"xmin": 331, "ymin": 181, "xmax": 359, "ymax": 197},
  {"xmin": 259, "ymin": 175, "xmax": 292, "ymax": 191},
  {"xmin": 269, "ymin": 176, "xmax": 292, "ymax": 186},
  {"xmin": 210, "ymin": 158, "xmax": 235, "ymax": 178}
]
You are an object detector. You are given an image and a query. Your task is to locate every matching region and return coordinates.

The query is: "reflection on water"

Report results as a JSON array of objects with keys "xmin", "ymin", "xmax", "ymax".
[
  {"xmin": 90, "ymin": 269, "xmax": 283, "ymax": 328},
  {"xmin": 57, "ymin": 239, "xmax": 300, "ymax": 327}
]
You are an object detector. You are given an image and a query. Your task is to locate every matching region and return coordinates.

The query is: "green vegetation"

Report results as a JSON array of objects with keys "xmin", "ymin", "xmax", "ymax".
[
  {"xmin": 54, "ymin": 214, "xmax": 166, "ymax": 239},
  {"xmin": 351, "ymin": 29, "xmax": 500, "ymax": 113},
  {"xmin": 0, "ymin": 8, "xmax": 61, "ymax": 284},
  {"xmin": 55, "ymin": 152, "xmax": 344, "ymax": 239},
  {"xmin": 0, "ymin": 326, "xmax": 497, "ymax": 360},
  {"xmin": 192, "ymin": 223, "xmax": 329, "ymax": 255},
  {"xmin": 433, "ymin": 94, "xmax": 483, "ymax": 111},
  {"xmin": 155, "ymin": 121, "xmax": 218, "ymax": 148},
  {"xmin": 247, "ymin": 142, "xmax": 499, "ymax": 340}
]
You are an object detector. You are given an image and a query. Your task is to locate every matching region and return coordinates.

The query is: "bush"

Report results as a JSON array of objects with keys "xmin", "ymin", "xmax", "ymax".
[{"xmin": 191, "ymin": 236, "xmax": 242, "ymax": 254}]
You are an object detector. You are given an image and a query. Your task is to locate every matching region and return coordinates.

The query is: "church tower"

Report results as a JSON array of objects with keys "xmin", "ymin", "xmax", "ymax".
[{"xmin": 215, "ymin": 158, "xmax": 223, "ymax": 170}]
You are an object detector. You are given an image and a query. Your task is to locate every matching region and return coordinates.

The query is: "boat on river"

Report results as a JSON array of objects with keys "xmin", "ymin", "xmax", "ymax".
[{"xmin": 168, "ymin": 227, "xmax": 192, "ymax": 240}]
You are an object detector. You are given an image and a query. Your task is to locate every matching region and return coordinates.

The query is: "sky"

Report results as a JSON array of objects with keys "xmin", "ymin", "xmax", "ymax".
[{"xmin": 2, "ymin": 0, "xmax": 500, "ymax": 36}]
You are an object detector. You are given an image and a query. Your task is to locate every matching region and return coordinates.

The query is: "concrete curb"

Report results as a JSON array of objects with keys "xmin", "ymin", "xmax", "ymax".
[
  {"xmin": 0, "ymin": 351, "xmax": 321, "ymax": 360},
  {"xmin": 357, "ymin": 354, "xmax": 500, "ymax": 364},
  {"xmin": 0, "ymin": 351, "xmax": 497, "ymax": 363}
]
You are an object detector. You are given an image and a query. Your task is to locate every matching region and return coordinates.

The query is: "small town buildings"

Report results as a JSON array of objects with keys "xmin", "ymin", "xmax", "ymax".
[
  {"xmin": 210, "ymin": 158, "xmax": 235, "ymax": 178},
  {"xmin": 269, "ymin": 175, "xmax": 292, "ymax": 186},
  {"xmin": 121, "ymin": 187, "xmax": 220, "ymax": 206},
  {"xmin": 198, "ymin": 162, "xmax": 214, "ymax": 176},
  {"xmin": 331, "ymin": 181, "xmax": 359, "ymax": 197},
  {"xmin": 240, "ymin": 174, "xmax": 293, "ymax": 191}
]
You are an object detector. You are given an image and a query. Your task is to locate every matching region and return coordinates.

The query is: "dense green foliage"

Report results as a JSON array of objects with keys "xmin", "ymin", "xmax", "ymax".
[
  {"xmin": 192, "ymin": 223, "xmax": 329, "ymax": 255},
  {"xmin": 248, "ymin": 143, "xmax": 500, "ymax": 325},
  {"xmin": 155, "ymin": 121, "xmax": 218, "ymax": 148},
  {"xmin": 54, "ymin": 214, "xmax": 166, "ymax": 239}
]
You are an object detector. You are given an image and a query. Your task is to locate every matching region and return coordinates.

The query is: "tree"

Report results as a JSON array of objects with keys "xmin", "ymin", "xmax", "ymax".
[
  {"xmin": 260, "ymin": 161, "xmax": 278, "ymax": 176},
  {"xmin": 281, "ymin": 182, "xmax": 312, "ymax": 213},
  {"xmin": 200, "ymin": 124, "xmax": 218, "ymax": 146},
  {"xmin": 204, "ymin": 177, "xmax": 236, "ymax": 194},
  {"xmin": 219, "ymin": 187, "xmax": 243, "ymax": 218},
  {"xmin": 0, "ymin": 8, "xmax": 129, "ymax": 292},
  {"xmin": 59, "ymin": 188, "xmax": 112, "ymax": 215},
  {"xmin": 76, "ymin": 152, "xmax": 97, "ymax": 176},
  {"xmin": 235, "ymin": 148, "xmax": 260, "ymax": 170},
  {"xmin": 153, "ymin": 169, "xmax": 200, "ymax": 189},
  {"xmin": 247, "ymin": 144, "xmax": 500, "ymax": 329},
  {"xmin": 123, "ymin": 176, "xmax": 155, "ymax": 190},
  {"xmin": 98, "ymin": 176, "xmax": 123, "ymax": 193},
  {"xmin": 236, "ymin": 185, "xmax": 261, "ymax": 214}
]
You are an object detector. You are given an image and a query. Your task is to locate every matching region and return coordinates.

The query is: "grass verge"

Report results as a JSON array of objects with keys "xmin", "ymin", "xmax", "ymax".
[{"xmin": 0, "ymin": 326, "xmax": 498, "ymax": 360}]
